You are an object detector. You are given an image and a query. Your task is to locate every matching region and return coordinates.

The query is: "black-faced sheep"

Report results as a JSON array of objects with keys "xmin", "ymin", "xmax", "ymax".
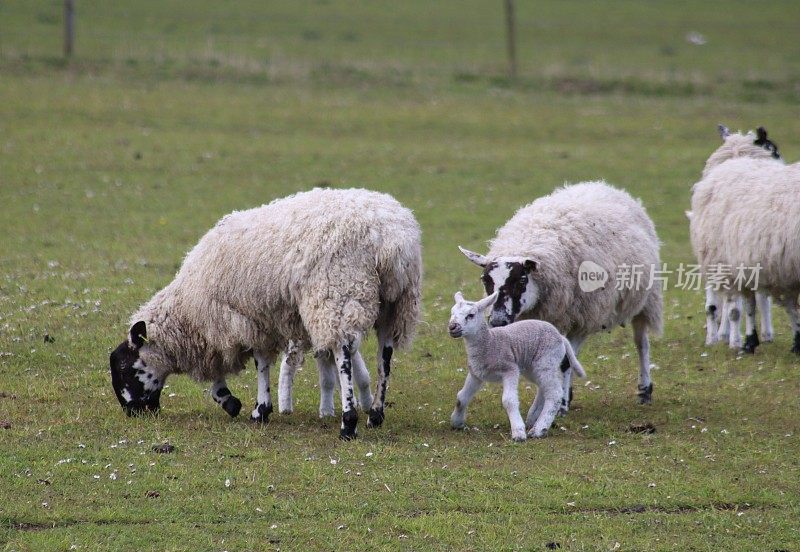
[
  {"xmin": 690, "ymin": 125, "xmax": 799, "ymax": 354},
  {"xmin": 109, "ymin": 188, "xmax": 422, "ymax": 440},
  {"xmin": 460, "ymin": 181, "xmax": 662, "ymax": 411}
]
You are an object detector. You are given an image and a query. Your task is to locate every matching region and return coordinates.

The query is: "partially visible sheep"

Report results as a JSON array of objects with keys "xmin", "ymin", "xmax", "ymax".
[
  {"xmin": 276, "ymin": 339, "xmax": 373, "ymax": 419},
  {"xmin": 685, "ymin": 210, "xmax": 774, "ymax": 348},
  {"xmin": 109, "ymin": 188, "xmax": 422, "ymax": 440},
  {"xmin": 703, "ymin": 287, "xmax": 773, "ymax": 348},
  {"xmin": 460, "ymin": 181, "xmax": 662, "ymax": 411},
  {"xmin": 448, "ymin": 291, "xmax": 585, "ymax": 441},
  {"xmin": 690, "ymin": 125, "xmax": 800, "ymax": 354}
]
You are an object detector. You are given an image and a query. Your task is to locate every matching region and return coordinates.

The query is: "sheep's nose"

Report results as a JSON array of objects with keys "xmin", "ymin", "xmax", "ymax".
[{"xmin": 448, "ymin": 322, "xmax": 460, "ymax": 332}]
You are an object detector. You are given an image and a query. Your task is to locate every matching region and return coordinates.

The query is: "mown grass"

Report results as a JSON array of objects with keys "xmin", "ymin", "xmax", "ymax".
[{"xmin": 2, "ymin": 2, "xmax": 800, "ymax": 551}]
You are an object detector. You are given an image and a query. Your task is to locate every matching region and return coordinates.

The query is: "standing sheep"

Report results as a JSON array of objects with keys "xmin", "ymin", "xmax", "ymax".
[
  {"xmin": 459, "ymin": 181, "xmax": 662, "ymax": 411},
  {"xmin": 109, "ymin": 188, "xmax": 422, "ymax": 440},
  {"xmin": 448, "ymin": 291, "xmax": 585, "ymax": 441},
  {"xmin": 690, "ymin": 124, "xmax": 799, "ymax": 354}
]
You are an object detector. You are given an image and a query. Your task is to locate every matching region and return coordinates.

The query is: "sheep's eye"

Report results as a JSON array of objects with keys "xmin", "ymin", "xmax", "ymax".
[{"xmin": 466, "ymin": 314, "xmax": 474, "ymax": 320}]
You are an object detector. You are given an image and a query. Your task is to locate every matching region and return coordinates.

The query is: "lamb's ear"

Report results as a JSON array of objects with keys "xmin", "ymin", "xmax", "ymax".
[
  {"xmin": 129, "ymin": 321, "xmax": 147, "ymax": 349},
  {"xmin": 523, "ymin": 259, "xmax": 537, "ymax": 272},
  {"xmin": 458, "ymin": 246, "xmax": 489, "ymax": 268},
  {"xmin": 454, "ymin": 291, "xmax": 465, "ymax": 303},
  {"xmin": 685, "ymin": 210, "xmax": 693, "ymax": 220},
  {"xmin": 718, "ymin": 124, "xmax": 730, "ymax": 140},
  {"xmin": 476, "ymin": 291, "xmax": 499, "ymax": 312}
]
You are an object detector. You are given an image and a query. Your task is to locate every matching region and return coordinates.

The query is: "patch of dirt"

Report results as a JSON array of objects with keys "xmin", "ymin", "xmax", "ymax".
[
  {"xmin": 152, "ymin": 443, "xmax": 175, "ymax": 454},
  {"xmin": 628, "ymin": 422, "xmax": 656, "ymax": 434}
]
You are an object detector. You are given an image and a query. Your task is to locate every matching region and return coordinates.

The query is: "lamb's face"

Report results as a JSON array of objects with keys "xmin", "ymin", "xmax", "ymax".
[
  {"xmin": 448, "ymin": 291, "xmax": 498, "ymax": 338},
  {"xmin": 459, "ymin": 247, "xmax": 540, "ymax": 327},
  {"xmin": 109, "ymin": 321, "xmax": 165, "ymax": 417}
]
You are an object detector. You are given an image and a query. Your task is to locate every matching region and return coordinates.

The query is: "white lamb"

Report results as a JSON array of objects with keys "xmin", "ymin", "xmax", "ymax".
[
  {"xmin": 448, "ymin": 291, "xmax": 585, "ymax": 441},
  {"xmin": 690, "ymin": 125, "xmax": 800, "ymax": 354},
  {"xmin": 109, "ymin": 188, "xmax": 422, "ymax": 440},
  {"xmin": 460, "ymin": 181, "xmax": 662, "ymax": 412}
]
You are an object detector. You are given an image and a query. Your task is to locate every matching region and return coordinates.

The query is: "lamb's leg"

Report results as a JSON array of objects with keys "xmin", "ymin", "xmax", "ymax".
[
  {"xmin": 251, "ymin": 352, "xmax": 275, "ymax": 423},
  {"xmin": 367, "ymin": 331, "xmax": 393, "ymax": 428},
  {"xmin": 351, "ymin": 351, "xmax": 373, "ymax": 412},
  {"xmin": 632, "ymin": 313, "xmax": 653, "ymax": 404},
  {"xmin": 451, "ymin": 372, "xmax": 483, "ymax": 430},
  {"xmin": 526, "ymin": 387, "xmax": 544, "ymax": 429},
  {"xmin": 317, "ymin": 353, "xmax": 336, "ymax": 418},
  {"xmin": 528, "ymin": 380, "xmax": 562, "ymax": 439},
  {"xmin": 757, "ymin": 292, "xmax": 774, "ymax": 342},
  {"xmin": 705, "ymin": 286, "xmax": 720, "ymax": 345},
  {"xmin": 727, "ymin": 296, "xmax": 743, "ymax": 350},
  {"xmin": 501, "ymin": 372, "xmax": 526, "ymax": 442},
  {"xmin": 210, "ymin": 378, "xmax": 242, "ymax": 418},
  {"xmin": 781, "ymin": 294, "xmax": 800, "ymax": 354},
  {"xmin": 558, "ymin": 336, "xmax": 584, "ymax": 416},
  {"xmin": 742, "ymin": 294, "xmax": 760, "ymax": 354},
  {"xmin": 334, "ymin": 343, "xmax": 358, "ymax": 440},
  {"xmin": 278, "ymin": 340, "xmax": 304, "ymax": 415}
]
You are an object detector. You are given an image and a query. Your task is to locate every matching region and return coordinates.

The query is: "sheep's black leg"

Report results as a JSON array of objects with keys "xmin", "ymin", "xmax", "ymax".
[
  {"xmin": 334, "ymin": 343, "xmax": 358, "ymax": 440},
  {"xmin": 211, "ymin": 379, "xmax": 241, "ymax": 418},
  {"xmin": 742, "ymin": 294, "xmax": 759, "ymax": 354},
  {"xmin": 251, "ymin": 352, "xmax": 274, "ymax": 423},
  {"xmin": 368, "ymin": 334, "xmax": 393, "ymax": 428}
]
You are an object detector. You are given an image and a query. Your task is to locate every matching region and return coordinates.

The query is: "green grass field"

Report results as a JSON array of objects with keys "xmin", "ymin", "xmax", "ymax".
[{"xmin": 2, "ymin": 2, "xmax": 799, "ymax": 550}]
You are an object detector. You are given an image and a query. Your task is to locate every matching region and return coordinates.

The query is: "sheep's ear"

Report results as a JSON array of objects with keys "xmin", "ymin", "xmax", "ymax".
[
  {"xmin": 458, "ymin": 246, "xmax": 489, "ymax": 268},
  {"xmin": 476, "ymin": 291, "xmax": 499, "ymax": 312},
  {"xmin": 129, "ymin": 321, "xmax": 147, "ymax": 349},
  {"xmin": 523, "ymin": 259, "xmax": 537, "ymax": 272},
  {"xmin": 755, "ymin": 126, "xmax": 768, "ymax": 144},
  {"xmin": 454, "ymin": 291, "xmax": 465, "ymax": 303},
  {"xmin": 717, "ymin": 124, "xmax": 730, "ymax": 140}
]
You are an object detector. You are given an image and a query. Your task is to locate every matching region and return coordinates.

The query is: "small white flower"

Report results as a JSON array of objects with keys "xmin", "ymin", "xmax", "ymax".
[
  {"xmin": 365, "ymin": 452, "xmax": 373, "ymax": 458},
  {"xmin": 224, "ymin": 478, "xmax": 231, "ymax": 488}
]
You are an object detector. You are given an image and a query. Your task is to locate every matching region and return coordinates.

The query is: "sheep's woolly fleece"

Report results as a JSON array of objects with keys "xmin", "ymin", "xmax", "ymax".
[
  {"xmin": 691, "ymin": 132, "xmax": 800, "ymax": 294},
  {"xmin": 488, "ymin": 181, "xmax": 662, "ymax": 337},
  {"xmin": 131, "ymin": 188, "xmax": 422, "ymax": 382}
]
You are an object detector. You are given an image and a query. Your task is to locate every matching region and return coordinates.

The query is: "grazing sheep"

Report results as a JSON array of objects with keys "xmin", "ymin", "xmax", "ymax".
[
  {"xmin": 460, "ymin": 181, "xmax": 662, "ymax": 412},
  {"xmin": 448, "ymin": 291, "xmax": 586, "ymax": 441},
  {"xmin": 109, "ymin": 188, "xmax": 422, "ymax": 440},
  {"xmin": 690, "ymin": 125, "xmax": 800, "ymax": 354}
]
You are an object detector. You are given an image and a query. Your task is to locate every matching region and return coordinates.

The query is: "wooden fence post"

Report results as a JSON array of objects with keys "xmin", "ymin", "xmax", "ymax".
[{"xmin": 64, "ymin": 0, "xmax": 75, "ymax": 58}]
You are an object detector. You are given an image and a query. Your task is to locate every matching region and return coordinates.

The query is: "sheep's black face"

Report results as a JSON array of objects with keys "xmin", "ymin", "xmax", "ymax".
[
  {"xmin": 754, "ymin": 127, "xmax": 781, "ymax": 160},
  {"xmin": 109, "ymin": 321, "xmax": 163, "ymax": 417},
  {"xmin": 480, "ymin": 260, "xmax": 539, "ymax": 328}
]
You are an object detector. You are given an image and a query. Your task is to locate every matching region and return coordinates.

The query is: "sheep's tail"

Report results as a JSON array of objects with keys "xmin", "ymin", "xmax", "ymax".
[
  {"xmin": 375, "ymin": 221, "xmax": 422, "ymax": 349},
  {"xmin": 562, "ymin": 336, "xmax": 586, "ymax": 378}
]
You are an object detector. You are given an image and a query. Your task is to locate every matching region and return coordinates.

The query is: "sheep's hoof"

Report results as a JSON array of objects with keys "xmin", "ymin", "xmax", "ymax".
[
  {"xmin": 527, "ymin": 428, "xmax": 548, "ymax": 439},
  {"xmin": 367, "ymin": 407, "xmax": 385, "ymax": 428},
  {"xmin": 511, "ymin": 434, "xmax": 527, "ymax": 443},
  {"xmin": 279, "ymin": 407, "xmax": 293, "ymax": 415},
  {"xmin": 637, "ymin": 383, "xmax": 653, "ymax": 405},
  {"xmin": 792, "ymin": 332, "xmax": 800, "ymax": 354},
  {"xmin": 250, "ymin": 402, "xmax": 273, "ymax": 423},
  {"xmin": 742, "ymin": 331, "xmax": 759, "ymax": 354},
  {"xmin": 222, "ymin": 396, "xmax": 242, "ymax": 418},
  {"xmin": 339, "ymin": 410, "xmax": 358, "ymax": 440},
  {"xmin": 762, "ymin": 332, "xmax": 774, "ymax": 343}
]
